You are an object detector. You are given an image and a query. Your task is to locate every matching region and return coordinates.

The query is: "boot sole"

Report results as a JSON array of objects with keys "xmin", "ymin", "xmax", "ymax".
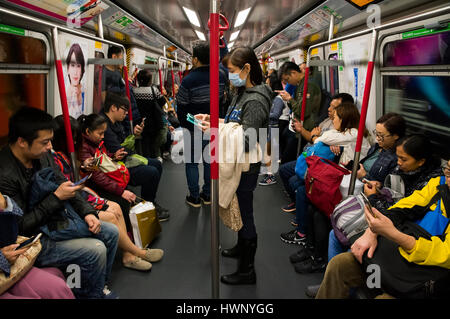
[
  {"xmin": 220, "ymin": 276, "xmax": 256, "ymax": 285},
  {"xmin": 280, "ymin": 236, "xmax": 306, "ymax": 245},
  {"xmin": 186, "ymin": 200, "xmax": 201, "ymax": 208}
]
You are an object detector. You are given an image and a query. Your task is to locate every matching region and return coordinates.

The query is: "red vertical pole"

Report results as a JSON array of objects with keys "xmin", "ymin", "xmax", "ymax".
[
  {"xmin": 209, "ymin": 15, "xmax": 219, "ymax": 180},
  {"xmin": 123, "ymin": 65, "xmax": 133, "ymax": 132},
  {"xmin": 158, "ymin": 68, "xmax": 163, "ymax": 93}
]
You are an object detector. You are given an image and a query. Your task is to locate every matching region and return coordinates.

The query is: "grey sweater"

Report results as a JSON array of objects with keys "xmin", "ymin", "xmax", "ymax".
[{"xmin": 224, "ymin": 84, "xmax": 272, "ymax": 173}]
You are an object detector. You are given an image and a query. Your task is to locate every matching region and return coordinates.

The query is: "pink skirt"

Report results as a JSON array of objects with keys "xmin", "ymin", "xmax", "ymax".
[{"xmin": 0, "ymin": 267, "xmax": 75, "ymax": 299}]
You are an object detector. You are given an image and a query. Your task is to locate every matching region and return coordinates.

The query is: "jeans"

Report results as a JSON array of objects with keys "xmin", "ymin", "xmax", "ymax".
[
  {"xmin": 128, "ymin": 158, "xmax": 162, "ymax": 202},
  {"xmin": 328, "ymin": 229, "xmax": 348, "ymax": 262},
  {"xmin": 183, "ymin": 129, "xmax": 210, "ymax": 198},
  {"xmin": 35, "ymin": 221, "xmax": 119, "ymax": 299},
  {"xmin": 294, "ymin": 184, "xmax": 309, "ymax": 235},
  {"xmin": 279, "ymin": 160, "xmax": 302, "ymax": 203},
  {"xmin": 236, "ymin": 172, "xmax": 259, "ymax": 240}
]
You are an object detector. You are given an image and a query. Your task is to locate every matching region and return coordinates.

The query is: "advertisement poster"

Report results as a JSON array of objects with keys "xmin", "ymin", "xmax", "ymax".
[{"xmin": 60, "ymin": 34, "xmax": 90, "ymax": 119}]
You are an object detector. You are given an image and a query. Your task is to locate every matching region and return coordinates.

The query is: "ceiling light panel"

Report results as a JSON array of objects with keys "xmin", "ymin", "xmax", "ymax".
[
  {"xmin": 183, "ymin": 6, "xmax": 201, "ymax": 27},
  {"xmin": 234, "ymin": 7, "xmax": 251, "ymax": 28},
  {"xmin": 195, "ymin": 30, "xmax": 206, "ymax": 41},
  {"xmin": 229, "ymin": 30, "xmax": 240, "ymax": 42}
]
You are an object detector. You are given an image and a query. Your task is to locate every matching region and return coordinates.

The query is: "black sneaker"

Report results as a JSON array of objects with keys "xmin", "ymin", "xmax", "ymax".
[
  {"xmin": 156, "ymin": 210, "xmax": 170, "ymax": 222},
  {"xmin": 259, "ymin": 174, "xmax": 277, "ymax": 186},
  {"xmin": 294, "ymin": 256, "xmax": 327, "ymax": 274},
  {"xmin": 305, "ymin": 284, "xmax": 321, "ymax": 298},
  {"xmin": 282, "ymin": 202, "xmax": 296, "ymax": 213},
  {"xmin": 154, "ymin": 202, "xmax": 169, "ymax": 213},
  {"xmin": 289, "ymin": 245, "xmax": 314, "ymax": 264},
  {"xmin": 186, "ymin": 195, "xmax": 201, "ymax": 208},
  {"xmin": 280, "ymin": 229, "xmax": 307, "ymax": 245},
  {"xmin": 199, "ymin": 192, "xmax": 211, "ymax": 205}
]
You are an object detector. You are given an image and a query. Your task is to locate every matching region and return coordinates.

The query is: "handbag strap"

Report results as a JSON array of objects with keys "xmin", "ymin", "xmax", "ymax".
[{"xmin": 308, "ymin": 155, "xmax": 351, "ymax": 175}]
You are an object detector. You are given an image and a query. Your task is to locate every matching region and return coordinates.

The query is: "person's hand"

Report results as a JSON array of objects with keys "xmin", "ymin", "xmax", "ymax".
[
  {"xmin": 134, "ymin": 124, "xmax": 144, "ymax": 136},
  {"xmin": 275, "ymin": 90, "xmax": 292, "ymax": 102},
  {"xmin": 199, "ymin": 120, "xmax": 211, "ymax": 133},
  {"xmin": 364, "ymin": 206, "xmax": 396, "ymax": 239},
  {"xmin": 114, "ymin": 148, "xmax": 128, "ymax": 161},
  {"xmin": 194, "ymin": 114, "xmax": 210, "ymax": 122},
  {"xmin": 1, "ymin": 244, "xmax": 28, "ymax": 264},
  {"xmin": 81, "ymin": 157, "xmax": 97, "ymax": 171},
  {"xmin": 363, "ymin": 180, "xmax": 381, "ymax": 196},
  {"xmin": 84, "ymin": 214, "xmax": 101, "ymax": 234},
  {"xmin": 54, "ymin": 181, "xmax": 83, "ymax": 201},
  {"xmin": 0, "ymin": 192, "xmax": 6, "ymax": 210},
  {"xmin": 168, "ymin": 125, "xmax": 175, "ymax": 132},
  {"xmin": 292, "ymin": 118, "xmax": 302, "ymax": 133},
  {"xmin": 329, "ymin": 145, "xmax": 341, "ymax": 156},
  {"xmin": 311, "ymin": 126, "xmax": 322, "ymax": 137},
  {"xmin": 357, "ymin": 163, "xmax": 367, "ymax": 179},
  {"xmin": 351, "ymin": 228, "xmax": 378, "ymax": 264},
  {"xmin": 121, "ymin": 190, "xmax": 136, "ymax": 203}
]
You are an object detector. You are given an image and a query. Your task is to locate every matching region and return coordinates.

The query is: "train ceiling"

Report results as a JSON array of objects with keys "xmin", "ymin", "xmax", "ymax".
[{"xmin": 0, "ymin": 0, "xmax": 445, "ymax": 59}]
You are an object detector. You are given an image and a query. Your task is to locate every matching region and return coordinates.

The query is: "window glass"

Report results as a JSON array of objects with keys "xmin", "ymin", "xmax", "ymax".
[
  {"xmin": 383, "ymin": 31, "xmax": 450, "ymax": 67},
  {"xmin": 384, "ymin": 75, "xmax": 450, "ymax": 159},
  {"xmin": 0, "ymin": 32, "xmax": 46, "ymax": 65}
]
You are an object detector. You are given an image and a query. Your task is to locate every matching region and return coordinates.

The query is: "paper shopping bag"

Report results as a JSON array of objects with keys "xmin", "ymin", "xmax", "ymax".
[{"xmin": 129, "ymin": 201, "xmax": 161, "ymax": 248}]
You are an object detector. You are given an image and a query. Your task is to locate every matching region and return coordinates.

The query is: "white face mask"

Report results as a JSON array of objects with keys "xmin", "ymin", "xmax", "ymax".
[{"xmin": 229, "ymin": 66, "xmax": 247, "ymax": 87}]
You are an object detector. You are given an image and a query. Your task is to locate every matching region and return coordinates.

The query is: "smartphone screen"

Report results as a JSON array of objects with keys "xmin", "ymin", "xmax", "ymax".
[
  {"xmin": 361, "ymin": 193, "xmax": 377, "ymax": 218},
  {"xmin": 72, "ymin": 173, "xmax": 92, "ymax": 186},
  {"xmin": 15, "ymin": 233, "xmax": 42, "ymax": 250}
]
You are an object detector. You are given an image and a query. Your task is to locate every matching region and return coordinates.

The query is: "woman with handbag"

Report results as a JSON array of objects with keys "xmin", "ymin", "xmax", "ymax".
[
  {"xmin": 316, "ymin": 159, "xmax": 450, "ymax": 299},
  {"xmin": 78, "ymin": 114, "xmax": 164, "ymax": 271},
  {"xmin": 0, "ymin": 192, "xmax": 75, "ymax": 299}
]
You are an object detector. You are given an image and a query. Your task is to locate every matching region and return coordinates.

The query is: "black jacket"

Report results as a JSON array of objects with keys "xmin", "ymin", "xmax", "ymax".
[{"xmin": 0, "ymin": 146, "xmax": 97, "ymax": 236}]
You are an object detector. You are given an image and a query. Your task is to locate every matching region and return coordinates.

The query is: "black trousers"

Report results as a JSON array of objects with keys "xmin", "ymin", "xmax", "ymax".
[
  {"xmin": 305, "ymin": 205, "xmax": 332, "ymax": 260},
  {"xmin": 236, "ymin": 172, "xmax": 259, "ymax": 240}
]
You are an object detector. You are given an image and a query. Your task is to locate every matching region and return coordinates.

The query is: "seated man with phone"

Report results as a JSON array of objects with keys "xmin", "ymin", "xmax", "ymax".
[
  {"xmin": 100, "ymin": 92, "xmax": 170, "ymax": 221},
  {"xmin": 0, "ymin": 107, "xmax": 119, "ymax": 299}
]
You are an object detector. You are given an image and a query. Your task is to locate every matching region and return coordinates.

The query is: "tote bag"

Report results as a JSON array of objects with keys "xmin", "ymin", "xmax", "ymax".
[{"xmin": 129, "ymin": 201, "xmax": 161, "ymax": 249}]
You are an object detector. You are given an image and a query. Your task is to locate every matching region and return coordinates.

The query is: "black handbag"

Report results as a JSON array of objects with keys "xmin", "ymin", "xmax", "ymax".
[{"xmin": 362, "ymin": 187, "xmax": 450, "ymax": 298}]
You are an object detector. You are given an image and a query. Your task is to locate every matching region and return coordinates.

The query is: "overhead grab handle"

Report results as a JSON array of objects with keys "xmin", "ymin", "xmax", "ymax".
[{"xmin": 309, "ymin": 60, "xmax": 344, "ymax": 67}]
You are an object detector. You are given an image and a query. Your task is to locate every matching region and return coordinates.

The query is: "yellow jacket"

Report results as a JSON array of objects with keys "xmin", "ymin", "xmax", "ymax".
[{"xmin": 387, "ymin": 176, "xmax": 450, "ymax": 268}]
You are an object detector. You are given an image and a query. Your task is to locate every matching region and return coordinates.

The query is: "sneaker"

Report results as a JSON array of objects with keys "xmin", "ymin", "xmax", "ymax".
[
  {"xmin": 103, "ymin": 285, "xmax": 119, "ymax": 299},
  {"xmin": 186, "ymin": 195, "xmax": 201, "ymax": 208},
  {"xmin": 199, "ymin": 192, "xmax": 211, "ymax": 205},
  {"xmin": 157, "ymin": 210, "xmax": 170, "ymax": 222},
  {"xmin": 157, "ymin": 156, "xmax": 163, "ymax": 163},
  {"xmin": 290, "ymin": 219, "xmax": 298, "ymax": 227},
  {"xmin": 259, "ymin": 174, "xmax": 277, "ymax": 186},
  {"xmin": 289, "ymin": 245, "xmax": 314, "ymax": 264},
  {"xmin": 154, "ymin": 202, "xmax": 169, "ymax": 213},
  {"xmin": 280, "ymin": 229, "xmax": 307, "ymax": 245},
  {"xmin": 294, "ymin": 256, "xmax": 327, "ymax": 274},
  {"xmin": 305, "ymin": 284, "xmax": 321, "ymax": 298},
  {"xmin": 162, "ymin": 151, "xmax": 170, "ymax": 159},
  {"xmin": 282, "ymin": 202, "xmax": 296, "ymax": 213}
]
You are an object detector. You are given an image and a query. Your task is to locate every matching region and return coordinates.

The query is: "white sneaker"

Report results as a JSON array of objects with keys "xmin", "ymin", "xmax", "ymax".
[{"xmin": 157, "ymin": 156, "xmax": 163, "ymax": 163}]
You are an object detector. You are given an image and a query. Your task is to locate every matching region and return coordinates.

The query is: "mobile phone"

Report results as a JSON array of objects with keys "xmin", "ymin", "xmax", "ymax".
[
  {"xmin": 72, "ymin": 173, "xmax": 92, "ymax": 186},
  {"xmin": 187, "ymin": 113, "xmax": 202, "ymax": 127},
  {"xmin": 15, "ymin": 233, "xmax": 42, "ymax": 250},
  {"xmin": 362, "ymin": 178, "xmax": 380, "ymax": 192},
  {"xmin": 361, "ymin": 193, "xmax": 377, "ymax": 218}
]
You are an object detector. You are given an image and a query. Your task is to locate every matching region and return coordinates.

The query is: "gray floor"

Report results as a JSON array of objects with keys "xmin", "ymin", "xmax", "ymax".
[{"xmin": 109, "ymin": 160, "xmax": 324, "ymax": 299}]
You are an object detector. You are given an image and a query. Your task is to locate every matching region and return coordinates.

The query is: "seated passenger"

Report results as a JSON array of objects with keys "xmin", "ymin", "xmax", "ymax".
[
  {"xmin": 0, "ymin": 191, "xmax": 75, "ymax": 299},
  {"xmin": 290, "ymin": 112, "xmax": 405, "ymax": 275},
  {"xmin": 100, "ymin": 92, "xmax": 169, "ymax": 221},
  {"xmin": 326, "ymin": 134, "xmax": 443, "ymax": 264},
  {"xmin": 52, "ymin": 116, "xmax": 163, "ymax": 271},
  {"xmin": 0, "ymin": 107, "xmax": 119, "ymax": 299},
  {"xmin": 280, "ymin": 103, "xmax": 371, "ymax": 270},
  {"xmin": 316, "ymin": 160, "xmax": 450, "ymax": 299}
]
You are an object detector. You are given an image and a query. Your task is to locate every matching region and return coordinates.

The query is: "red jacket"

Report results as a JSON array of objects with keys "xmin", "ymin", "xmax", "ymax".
[{"xmin": 79, "ymin": 134, "xmax": 126, "ymax": 196}]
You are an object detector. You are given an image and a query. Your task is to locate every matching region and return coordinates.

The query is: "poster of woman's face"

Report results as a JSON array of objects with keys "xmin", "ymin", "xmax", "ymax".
[{"xmin": 64, "ymin": 41, "xmax": 87, "ymax": 119}]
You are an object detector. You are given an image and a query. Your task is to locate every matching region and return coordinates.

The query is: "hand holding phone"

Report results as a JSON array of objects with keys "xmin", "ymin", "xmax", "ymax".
[
  {"xmin": 15, "ymin": 233, "xmax": 42, "ymax": 250},
  {"xmin": 187, "ymin": 113, "xmax": 203, "ymax": 127},
  {"xmin": 361, "ymin": 193, "xmax": 377, "ymax": 218}
]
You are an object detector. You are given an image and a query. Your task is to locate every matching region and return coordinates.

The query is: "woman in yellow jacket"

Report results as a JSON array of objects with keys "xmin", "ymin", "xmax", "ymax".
[{"xmin": 316, "ymin": 159, "xmax": 450, "ymax": 299}]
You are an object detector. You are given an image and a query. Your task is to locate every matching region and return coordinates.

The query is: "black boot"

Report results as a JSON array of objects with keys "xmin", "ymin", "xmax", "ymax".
[
  {"xmin": 221, "ymin": 237, "xmax": 243, "ymax": 258},
  {"xmin": 220, "ymin": 237, "xmax": 257, "ymax": 285}
]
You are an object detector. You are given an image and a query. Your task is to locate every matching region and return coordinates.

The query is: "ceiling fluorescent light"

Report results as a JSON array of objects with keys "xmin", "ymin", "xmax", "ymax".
[
  {"xmin": 234, "ymin": 7, "xmax": 251, "ymax": 28},
  {"xmin": 183, "ymin": 7, "xmax": 200, "ymax": 27},
  {"xmin": 228, "ymin": 42, "xmax": 234, "ymax": 49},
  {"xmin": 195, "ymin": 30, "xmax": 206, "ymax": 41},
  {"xmin": 229, "ymin": 30, "xmax": 240, "ymax": 42}
]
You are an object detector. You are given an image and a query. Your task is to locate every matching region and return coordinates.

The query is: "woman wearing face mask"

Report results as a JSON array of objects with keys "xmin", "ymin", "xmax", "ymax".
[{"xmin": 196, "ymin": 46, "xmax": 272, "ymax": 285}]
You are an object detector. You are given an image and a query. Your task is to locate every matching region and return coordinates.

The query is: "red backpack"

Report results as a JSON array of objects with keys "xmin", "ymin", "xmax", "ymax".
[{"xmin": 305, "ymin": 155, "xmax": 350, "ymax": 217}]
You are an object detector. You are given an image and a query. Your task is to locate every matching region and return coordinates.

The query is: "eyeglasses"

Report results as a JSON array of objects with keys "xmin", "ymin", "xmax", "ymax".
[
  {"xmin": 372, "ymin": 129, "xmax": 392, "ymax": 142},
  {"xmin": 119, "ymin": 106, "xmax": 129, "ymax": 112},
  {"xmin": 442, "ymin": 166, "xmax": 450, "ymax": 177}
]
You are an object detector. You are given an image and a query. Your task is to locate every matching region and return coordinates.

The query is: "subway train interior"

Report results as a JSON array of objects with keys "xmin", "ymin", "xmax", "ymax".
[{"xmin": 0, "ymin": 0, "xmax": 449, "ymax": 302}]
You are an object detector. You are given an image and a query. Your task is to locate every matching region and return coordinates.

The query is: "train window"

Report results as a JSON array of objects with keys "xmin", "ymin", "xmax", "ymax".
[
  {"xmin": 328, "ymin": 53, "xmax": 339, "ymax": 96},
  {"xmin": 0, "ymin": 30, "xmax": 48, "ymax": 146},
  {"xmin": 309, "ymin": 56, "xmax": 324, "ymax": 90},
  {"xmin": 383, "ymin": 31, "xmax": 450, "ymax": 67},
  {"xmin": 383, "ymin": 75, "xmax": 450, "ymax": 159}
]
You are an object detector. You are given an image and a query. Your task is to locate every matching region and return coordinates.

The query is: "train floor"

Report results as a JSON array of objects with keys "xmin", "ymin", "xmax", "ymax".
[{"xmin": 108, "ymin": 159, "xmax": 324, "ymax": 299}]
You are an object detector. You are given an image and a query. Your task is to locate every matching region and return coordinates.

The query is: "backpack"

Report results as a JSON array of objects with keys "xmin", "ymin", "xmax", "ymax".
[{"xmin": 295, "ymin": 142, "xmax": 335, "ymax": 180}]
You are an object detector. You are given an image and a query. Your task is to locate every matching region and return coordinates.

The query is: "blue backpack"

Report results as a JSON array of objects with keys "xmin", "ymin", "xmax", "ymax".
[{"xmin": 295, "ymin": 141, "xmax": 336, "ymax": 180}]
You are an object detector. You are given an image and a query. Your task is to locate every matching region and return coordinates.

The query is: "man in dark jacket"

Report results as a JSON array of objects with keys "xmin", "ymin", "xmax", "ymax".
[
  {"xmin": 0, "ymin": 107, "xmax": 119, "ymax": 299},
  {"xmin": 176, "ymin": 42, "xmax": 226, "ymax": 207},
  {"xmin": 101, "ymin": 92, "xmax": 170, "ymax": 221}
]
